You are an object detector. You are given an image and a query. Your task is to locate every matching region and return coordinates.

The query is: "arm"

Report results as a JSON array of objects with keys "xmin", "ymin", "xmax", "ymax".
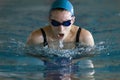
[
  {"xmin": 26, "ymin": 29, "xmax": 44, "ymax": 45},
  {"xmin": 80, "ymin": 28, "xmax": 95, "ymax": 47},
  {"xmin": 71, "ymin": 28, "xmax": 95, "ymax": 63},
  {"xmin": 26, "ymin": 29, "xmax": 49, "ymax": 61}
]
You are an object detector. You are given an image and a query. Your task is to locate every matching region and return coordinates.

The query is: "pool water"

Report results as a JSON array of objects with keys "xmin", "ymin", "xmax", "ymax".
[{"xmin": 0, "ymin": 0, "xmax": 120, "ymax": 80}]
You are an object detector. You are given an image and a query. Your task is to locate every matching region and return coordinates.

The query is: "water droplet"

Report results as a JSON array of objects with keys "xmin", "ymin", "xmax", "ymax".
[{"xmin": 59, "ymin": 40, "xmax": 64, "ymax": 48}]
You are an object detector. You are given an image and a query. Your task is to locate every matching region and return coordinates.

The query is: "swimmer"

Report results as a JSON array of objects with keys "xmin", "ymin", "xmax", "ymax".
[
  {"xmin": 26, "ymin": 0, "xmax": 95, "ymax": 80},
  {"xmin": 26, "ymin": 0, "xmax": 95, "ymax": 48}
]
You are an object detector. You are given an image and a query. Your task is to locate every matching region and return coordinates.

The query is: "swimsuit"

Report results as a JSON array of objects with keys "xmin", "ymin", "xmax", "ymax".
[{"xmin": 40, "ymin": 27, "xmax": 81, "ymax": 46}]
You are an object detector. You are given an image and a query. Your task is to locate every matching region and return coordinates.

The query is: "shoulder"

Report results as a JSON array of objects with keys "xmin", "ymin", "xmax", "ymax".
[
  {"xmin": 26, "ymin": 28, "xmax": 43, "ymax": 45},
  {"xmin": 27, "ymin": 26, "xmax": 50, "ymax": 45},
  {"xmin": 81, "ymin": 28, "xmax": 92, "ymax": 37},
  {"xmin": 80, "ymin": 28, "xmax": 95, "ymax": 47}
]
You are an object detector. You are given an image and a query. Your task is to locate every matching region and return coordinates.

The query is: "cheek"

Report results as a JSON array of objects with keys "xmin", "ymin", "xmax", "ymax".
[{"xmin": 51, "ymin": 27, "xmax": 58, "ymax": 33}]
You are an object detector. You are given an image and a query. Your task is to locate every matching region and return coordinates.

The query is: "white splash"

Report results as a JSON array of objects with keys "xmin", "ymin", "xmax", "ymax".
[{"xmin": 59, "ymin": 40, "xmax": 64, "ymax": 48}]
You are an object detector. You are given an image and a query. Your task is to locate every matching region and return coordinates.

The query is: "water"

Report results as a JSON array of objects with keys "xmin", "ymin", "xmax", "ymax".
[
  {"xmin": 0, "ymin": 0, "xmax": 120, "ymax": 80},
  {"xmin": 59, "ymin": 40, "xmax": 64, "ymax": 49}
]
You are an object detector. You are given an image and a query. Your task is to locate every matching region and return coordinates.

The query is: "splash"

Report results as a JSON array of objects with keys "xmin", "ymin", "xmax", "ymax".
[
  {"xmin": 0, "ymin": 38, "xmax": 25, "ymax": 56},
  {"xmin": 25, "ymin": 42, "xmax": 103, "ymax": 60},
  {"xmin": 59, "ymin": 40, "xmax": 64, "ymax": 48},
  {"xmin": 0, "ymin": 38, "xmax": 107, "ymax": 64}
]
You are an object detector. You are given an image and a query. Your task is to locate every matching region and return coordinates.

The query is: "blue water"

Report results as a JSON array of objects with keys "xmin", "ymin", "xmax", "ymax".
[{"xmin": 0, "ymin": 0, "xmax": 120, "ymax": 80}]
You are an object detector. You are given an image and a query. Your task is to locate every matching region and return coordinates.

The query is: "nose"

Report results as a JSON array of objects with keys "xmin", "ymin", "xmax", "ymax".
[{"xmin": 58, "ymin": 25, "xmax": 64, "ymax": 32}]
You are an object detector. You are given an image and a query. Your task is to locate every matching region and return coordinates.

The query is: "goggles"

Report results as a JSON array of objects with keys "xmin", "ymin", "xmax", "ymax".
[{"xmin": 51, "ymin": 19, "xmax": 71, "ymax": 27}]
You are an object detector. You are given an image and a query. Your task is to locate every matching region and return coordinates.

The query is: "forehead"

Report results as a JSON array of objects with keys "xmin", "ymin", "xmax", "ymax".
[{"xmin": 50, "ymin": 10, "xmax": 72, "ymax": 21}]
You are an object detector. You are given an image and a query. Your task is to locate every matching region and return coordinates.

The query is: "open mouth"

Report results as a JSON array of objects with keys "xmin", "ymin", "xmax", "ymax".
[{"xmin": 58, "ymin": 33, "xmax": 64, "ymax": 39}]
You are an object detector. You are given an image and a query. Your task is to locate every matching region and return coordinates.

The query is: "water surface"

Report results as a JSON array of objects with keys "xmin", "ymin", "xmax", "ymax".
[{"xmin": 0, "ymin": 0, "xmax": 120, "ymax": 80}]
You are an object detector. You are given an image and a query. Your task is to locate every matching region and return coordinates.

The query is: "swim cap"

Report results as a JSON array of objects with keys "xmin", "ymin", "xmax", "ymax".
[{"xmin": 51, "ymin": 0, "xmax": 74, "ymax": 15}]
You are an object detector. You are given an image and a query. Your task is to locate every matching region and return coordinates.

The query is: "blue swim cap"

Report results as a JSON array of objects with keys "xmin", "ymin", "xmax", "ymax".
[{"xmin": 51, "ymin": 0, "xmax": 74, "ymax": 15}]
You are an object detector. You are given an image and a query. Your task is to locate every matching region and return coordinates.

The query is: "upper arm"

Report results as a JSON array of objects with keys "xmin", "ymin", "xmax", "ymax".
[
  {"xmin": 80, "ymin": 29, "xmax": 94, "ymax": 47},
  {"xmin": 26, "ymin": 33, "xmax": 34, "ymax": 45},
  {"xmin": 26, "ymin": 30, "xmax": 44, "ymax": 45}
]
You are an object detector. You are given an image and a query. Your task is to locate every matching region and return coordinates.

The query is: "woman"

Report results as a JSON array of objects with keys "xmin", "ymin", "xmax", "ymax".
[
  {"xmin": 27, "ymin": 0, "xmax": 94, "ymax": 48},
  {"xmin": 26, "ymin": 0, "xmax": 95, "ymax": 80}
]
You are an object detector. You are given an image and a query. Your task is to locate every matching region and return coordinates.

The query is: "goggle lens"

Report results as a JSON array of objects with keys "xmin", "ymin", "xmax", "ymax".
[{"xmin": 51, "ymin": 20, "xmax": 71, "ymax": 27}]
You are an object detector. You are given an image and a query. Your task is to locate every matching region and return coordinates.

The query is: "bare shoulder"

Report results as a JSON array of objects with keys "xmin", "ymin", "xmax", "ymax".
[
  {"xmin": 80, "ymin": 28, "xmax": 95, "ymax": 46},
  {"xmin": 27, "ymin": 28, "xmax": 44, "ymax": 45}
]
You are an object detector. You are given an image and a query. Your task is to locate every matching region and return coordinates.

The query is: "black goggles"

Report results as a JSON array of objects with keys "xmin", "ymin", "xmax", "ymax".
[{"xmin": 51, "ymin": 19, "xmax": 71, "ymax": 27}]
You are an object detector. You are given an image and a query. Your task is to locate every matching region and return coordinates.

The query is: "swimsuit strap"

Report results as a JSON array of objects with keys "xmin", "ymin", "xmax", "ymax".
[
  {"xmin": 40, "ymin": 27, "xmax": 81, "ymax": 46},
  {"xmin": 40, "ymin": 28, "xmax": 48, "ymax": 46},
  {"xmin": 76, "ymin": 27, "xmax": 81, "ymax": 43}
]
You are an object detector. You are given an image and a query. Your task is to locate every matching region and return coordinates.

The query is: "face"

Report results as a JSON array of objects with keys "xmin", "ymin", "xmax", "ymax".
[{"xmin": 49, "ymin": 10, "xmax": 75, "ymax": 40}]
